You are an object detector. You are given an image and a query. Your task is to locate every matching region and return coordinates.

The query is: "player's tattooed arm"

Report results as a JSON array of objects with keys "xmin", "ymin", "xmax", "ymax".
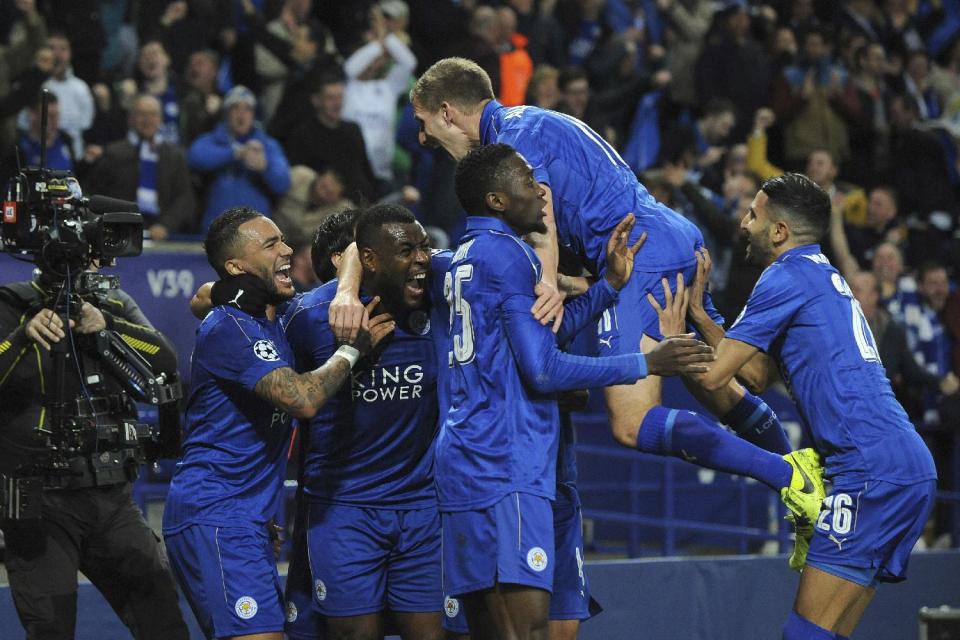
[
  {"xmin": 254, "ymin": 359, "xmax": 352, "ymax": 419},
  {"xmin": 255, "ymin": 297, "xmax": 394, "ymax": 418}
]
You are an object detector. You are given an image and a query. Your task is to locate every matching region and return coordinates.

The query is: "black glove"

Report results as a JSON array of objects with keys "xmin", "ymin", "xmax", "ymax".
[{"xmin": 211, "ymin": 273, "xmax": 270, "ymax": 317}]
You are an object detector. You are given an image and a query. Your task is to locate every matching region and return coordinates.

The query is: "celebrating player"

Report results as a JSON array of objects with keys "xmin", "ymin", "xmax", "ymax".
[
  {"xmin": 681, "ymin": 174, "xmax": 937, "ymax": 639},
  {"xmin": 439, "ymin": 143, "xmax": 717, "ymax": 639},
  {"xmin": 163, "ymin": 208, "xmax": 392, "ymax": 640}
]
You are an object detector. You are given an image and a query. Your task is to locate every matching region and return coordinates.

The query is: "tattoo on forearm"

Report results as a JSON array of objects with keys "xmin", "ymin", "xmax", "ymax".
[{"xmin": 255, "ymin": 358, "xmax": 352, "ymax": 415}]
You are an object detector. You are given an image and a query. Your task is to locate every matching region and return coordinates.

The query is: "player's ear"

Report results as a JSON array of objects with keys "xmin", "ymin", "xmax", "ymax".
[
  {"xmin": 359, "ymin": 246, "xmax": 378, "ymax": 273},
  {"xmin": 485, "ymin": 190, "xmax": 505, "ymax": 213},
  {"xmin": 224, "ymin": 258, "xmax": 245, "ymax": 276}
]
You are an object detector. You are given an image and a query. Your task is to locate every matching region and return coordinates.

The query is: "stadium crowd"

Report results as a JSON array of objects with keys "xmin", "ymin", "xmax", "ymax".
[{"xmin": 3, "ymin": 0, "xmax": 960, "ymax": 550}]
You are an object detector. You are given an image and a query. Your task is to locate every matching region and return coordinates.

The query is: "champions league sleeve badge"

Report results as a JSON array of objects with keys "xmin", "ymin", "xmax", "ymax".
[{"xmin": 253, "ymin": 339, "xmax": 280, "ymax": 361}]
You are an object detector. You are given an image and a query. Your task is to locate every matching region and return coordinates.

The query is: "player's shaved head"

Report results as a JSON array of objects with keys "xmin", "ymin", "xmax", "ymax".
[
  {"xmin": 760, "ymin": 173, "xmax": 831, "ymax": 243},
  {"xmin": 204, "ymin": 207, "xmax": 265, "ymax": 277},
  {"xmin": 410, "ymin": 57, "xmax": 495, "ymax": 114},
  {"xmin": 355, "ymin": 203, "xmax": 419, "ymax": 251},
  {"xmin": 454, "ymin": 143, "xmax": 520, "ymax": 216}
]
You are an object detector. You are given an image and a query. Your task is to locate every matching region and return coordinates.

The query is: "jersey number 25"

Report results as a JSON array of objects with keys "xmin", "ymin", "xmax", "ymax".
[{"xmin": 445, "ymin": 265, "xmax": 476, "ymax": 364}]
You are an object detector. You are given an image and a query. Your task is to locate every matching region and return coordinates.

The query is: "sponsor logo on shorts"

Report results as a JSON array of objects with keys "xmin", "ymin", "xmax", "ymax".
[
  {"xmin": 285, "ymin": 601, "xmax": 298, "ymax": 623},
  {"xmin": 314, "ymin": 579, "xmax": 327, "ymax": 602},
  {"xmin": 235, "ymin": 596, "xmax": 258, "ymax": 619},
  {"xmin": 527, "ymin": 546, "xmax": 548, "ymax": 572},
  {"xmin": 443, "ymin": 596, "xmax": 460, "ymax": 618},
  {"xmin": 253, "ymin": 339, "xmax": 280, "ymax": 361}
]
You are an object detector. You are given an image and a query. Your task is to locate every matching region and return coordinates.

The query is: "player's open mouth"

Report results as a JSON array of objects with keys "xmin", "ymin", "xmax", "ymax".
[
  {"xmin": 405, "ymin": 272, "xmax": 427, "ymax": 297},
  {"xmin": 275, "ymin": 264, "xmax": 292, "ymax": 288}
]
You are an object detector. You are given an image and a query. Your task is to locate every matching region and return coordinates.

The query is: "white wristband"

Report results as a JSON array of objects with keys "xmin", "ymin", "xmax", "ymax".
[{"xmin": 334, "ymin": 344, "xmax": 360, "ymax": 369}]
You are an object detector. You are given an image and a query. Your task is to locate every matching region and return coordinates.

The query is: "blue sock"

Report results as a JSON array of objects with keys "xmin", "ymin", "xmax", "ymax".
[
  {"xmin": 782, "ymin": 611, "xmax": 841, "ymax": 639},
  {"xmin": 636, "ymin": 406, "xmax": 793, "ymax": 490},
  {"xmin": 722, "ymin": 391, "xmax": 792, "ymax": 455}
]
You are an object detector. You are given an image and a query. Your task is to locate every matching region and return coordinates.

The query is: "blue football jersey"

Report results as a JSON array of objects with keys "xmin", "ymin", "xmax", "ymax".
[
  {"xmin": 282, "ymin": 274, "xmax": 442, "ymax": 508},
  {"xmin": 479, "ymin": 100, "xmax": 703, "ymax": 275},
  {"xmin": 163, "ymin": 306, "xmax": 295, "ymax": 533},
  {"xmin": 436, "ymin": 217, "xmax": 648, "ymax": 511},
  {"xmin": 725, "ymin": 245, "xmax": 937, "ymax": 483}
]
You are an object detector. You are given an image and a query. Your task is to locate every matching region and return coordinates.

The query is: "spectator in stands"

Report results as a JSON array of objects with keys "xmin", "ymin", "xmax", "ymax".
[
  {"xmin": 838, "ymin": 42, "xmax": 890, "ymax": 186},
  {"xmin": 446, "ymin": 5, "xmax": 501, "ymax": 95},
  {"xmin": 657, "ymin": 0, "xmax": 714, "ymax": 109},
  {"xmin": 188, "ymin": 85, "xmax": 291, "ymax": 230},
  {"xmin": 695, "ymin": 1, "xmax": 771, "ymax": 140},
  {"xmin": 274, "ymin": 165, "xmax": 355, "ymax": 248},
  {"xmin": 179, "ymin": 49, "xmax": 222, "ymax": 146},
  {"xmin": 901, "ymin": 49, "xmax": 942, "ymax": 120},
  {"xmin": 559, "ymin": 0, "xmax": 612, "ymax": 68},
  {"xmin": 496, "ymin": 6, "xmax": 534, "ymax": 107},
  {"xmin": 41, "ymin": 31, "xmax": 93, "ymax": 159},
  {"xmin": 136, "ymin": 40, "xmax": 182, "ymax": 144},
  {"xmin": 773, "ymin": 26, "xmax": 851, "ymax": 168},
  {"xmin": 86, "ymin": 95, "xmax": 195, "ymax": 241},
  {"xmin": 0, "ymin": 0, "xmax": 47, "ymax": 155},
  {"xmin": 688, "ymin": 97, "xmax": 737, "ymax": 173},
  {"xmin": 285, "ymin": 71, "xmax": 378, "ymax": 204},
  {"xmin": 843, "ymin": 186, "xmax": 903, "ymax": 269},
  {"xmin": 342, "ymin": 3, "xmax": 417, "ymax": 190},
  {"xmin": 839, "ymin": 0, "xmax": 884, "ymax": 43},
  {"xmin": 747, "ymin": 106, "xmax": 867, "ymax": 225},
  {"xmin": 885, "ymin": 92, "xmax": 955, "ymax": 224},
  {"xmin": 507, "ymin": 0, "xmax": 565, "ymax": 68},
  {"xmin": 4, "ymin": 93, "xmax": 74, "ymax": 184},
  {"xmin": 873, "ymin": 241, "xmax": 910, "ymax": 305},
  {"xmin": 526, "ymin": 63, "xmax": 560, "ymax": 109},
  {"xmin": 850, "ymin": 270, "xmax": 959, "ymax": 412},
  {"xmin": 557, "ymin": 66, "xmax": 592, "ymax": 122},
  {"xmin": 254, "ymin": 0, "xmax": 335, "ymax": 123},
  {"xmin": 82, "ymin": 81, "xmax": 129, "ymax": 160}
]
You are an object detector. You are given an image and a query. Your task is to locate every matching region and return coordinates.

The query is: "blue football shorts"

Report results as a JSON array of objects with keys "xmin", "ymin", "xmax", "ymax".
[
  {"xmin": 303, "ymin": 501, "xmax": 442, "ymax": 617},
  {"xmin": 550, "ymin": 484, "xmax": 602, "ymax": 621},
  {"xmin": 164, "ymin": 524, "xmax": 284, "ymax": 639},
  {"xmin": 806, "ymin": 478, "xmax": 936, "ymax": 587},
  {"xmin": 598, "ymin": 260, "xmax": 725, "ymax": 354},
  {"xmin": 442, "ymin": 492, "xmax": 555, "ymax": 598}
]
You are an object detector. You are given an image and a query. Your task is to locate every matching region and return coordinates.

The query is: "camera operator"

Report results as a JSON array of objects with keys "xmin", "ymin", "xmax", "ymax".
[{"xmin": 0, "ymin": 265, "xmax": 190, "ymax": 640}]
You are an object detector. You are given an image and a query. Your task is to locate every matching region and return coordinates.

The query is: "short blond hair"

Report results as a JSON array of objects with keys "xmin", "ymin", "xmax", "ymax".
[{"xmin": 410, "ymin": 57, "xmax": 494, "ymax": 114}]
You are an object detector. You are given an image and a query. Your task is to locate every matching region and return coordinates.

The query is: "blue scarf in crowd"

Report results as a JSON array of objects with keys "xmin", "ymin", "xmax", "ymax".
[{"xmin": 131, "ymin": 131, "xmax": 160, "ymax": 220}]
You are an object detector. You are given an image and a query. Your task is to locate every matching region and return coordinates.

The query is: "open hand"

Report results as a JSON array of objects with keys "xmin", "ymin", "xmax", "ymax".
[
  {"xmin": 532, "ymin": 280, "xmax": 565, "ymax": 333},
  {"xmin": 687, "ymin": 248, "xmax": 711, "ymax": 320},
  {"xmin": 604, "ymin": 213, "xmax": 646, "ymax": 290},
  {"xmin": 646, "ymin": 273, "xmax": 688, "ymax": 337}
]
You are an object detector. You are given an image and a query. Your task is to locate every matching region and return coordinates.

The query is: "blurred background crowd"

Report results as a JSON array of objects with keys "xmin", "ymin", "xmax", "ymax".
[{"xmin": 2, "ymin": 0, "xmax": 960, "ymax": 543}]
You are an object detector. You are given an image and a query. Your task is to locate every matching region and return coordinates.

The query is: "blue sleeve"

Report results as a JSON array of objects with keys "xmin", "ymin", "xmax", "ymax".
[
  {"xmin": 260, "ymin": 135, "xmax": 291, "ymax": 194},
  {"xmin": 556, "ymin": 278, "xmax": 618, "ymax": 347},
  {"xmin": 497, "ymin": 124, "xmax": 551, "ymax": 186},
  {"xmin": 201, "ymin": 316, "xmax": 292, "ymax": 390},
  {"xmin": 496, "ymin": 251, "xmax": 645, "ymax": 392},
  {"xmin": 187, "ymin": 131, "xmax": 234, "ymax": 171},
  {"xmin": 284, "ymin": 302, "xmax": 335, "ymax": 372},
  {"xmin": 726, "ymin": 264, "xmax": 805, "ymax": 352}
]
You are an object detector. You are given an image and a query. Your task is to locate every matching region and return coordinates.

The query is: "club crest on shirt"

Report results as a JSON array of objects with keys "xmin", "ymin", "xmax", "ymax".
[
  {"xmin": 253, "ymin": 339, "xmax": 280, "ymax": 361},
  {"xmin": 235, "ymin": 596, "xmax": 258, "ymax": 619},
  {"xmin": 444, "ymin": 596, "xmax": 460, "ymax": 618},
  {"xmin": 409, "ymin": 310, "xmax": 430, "ymax": 335},
  {"xmin": 527, "ymin": 546, "xmax": 548, "ymax": 572},
  {"xmin": 314, "ymin": 579, "xmax": 327, "ymax": 602},
  {"xmin": 285, "ymin": 601, "xmax": 298, "ymax": 623}
]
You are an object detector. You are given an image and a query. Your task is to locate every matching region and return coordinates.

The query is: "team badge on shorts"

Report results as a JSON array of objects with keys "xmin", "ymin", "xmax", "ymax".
[
  {"xmin": 444, "ymin": 596, "xmax": 460, "ymax": 618},
  {"xmin": 285, "ymin": 601, "xmax": 298, "ymax": 623},
  {"xmin": 253, "ymin": 339, "xmax": 280, "ymax": 361},
  {"xmin": 527, "ymin": 546, "xmax": 548, "ymax": 572},
  {"xmin": 235, "ymin": 596, "xmax": 258, "ymax": 619},
  {"xmin": 314, "ymin": 579, "xmax": 327, "ymax": 602}
]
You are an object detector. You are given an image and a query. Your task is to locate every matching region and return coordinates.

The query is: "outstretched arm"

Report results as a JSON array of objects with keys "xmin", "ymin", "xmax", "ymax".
[{"xmin": 254, "ymin": 298, "xmax": 393, "ymax": 418}]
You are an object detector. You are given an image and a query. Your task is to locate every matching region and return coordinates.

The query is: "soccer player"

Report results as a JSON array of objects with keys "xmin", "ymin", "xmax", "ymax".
[
  {"xmin": 680, "ymin": 174, "xmax": 937, "ymax": 639},
  {"xmin": 163, "ymin": 207, "xmax": 392, "ymax": 640},
  {"xmin": 281, "ymin": 203, "xmax": 452, "ymax": 640},
  {"xmin": 440, "ymin": 143, "xmax": 716, "ymax": 640}
]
